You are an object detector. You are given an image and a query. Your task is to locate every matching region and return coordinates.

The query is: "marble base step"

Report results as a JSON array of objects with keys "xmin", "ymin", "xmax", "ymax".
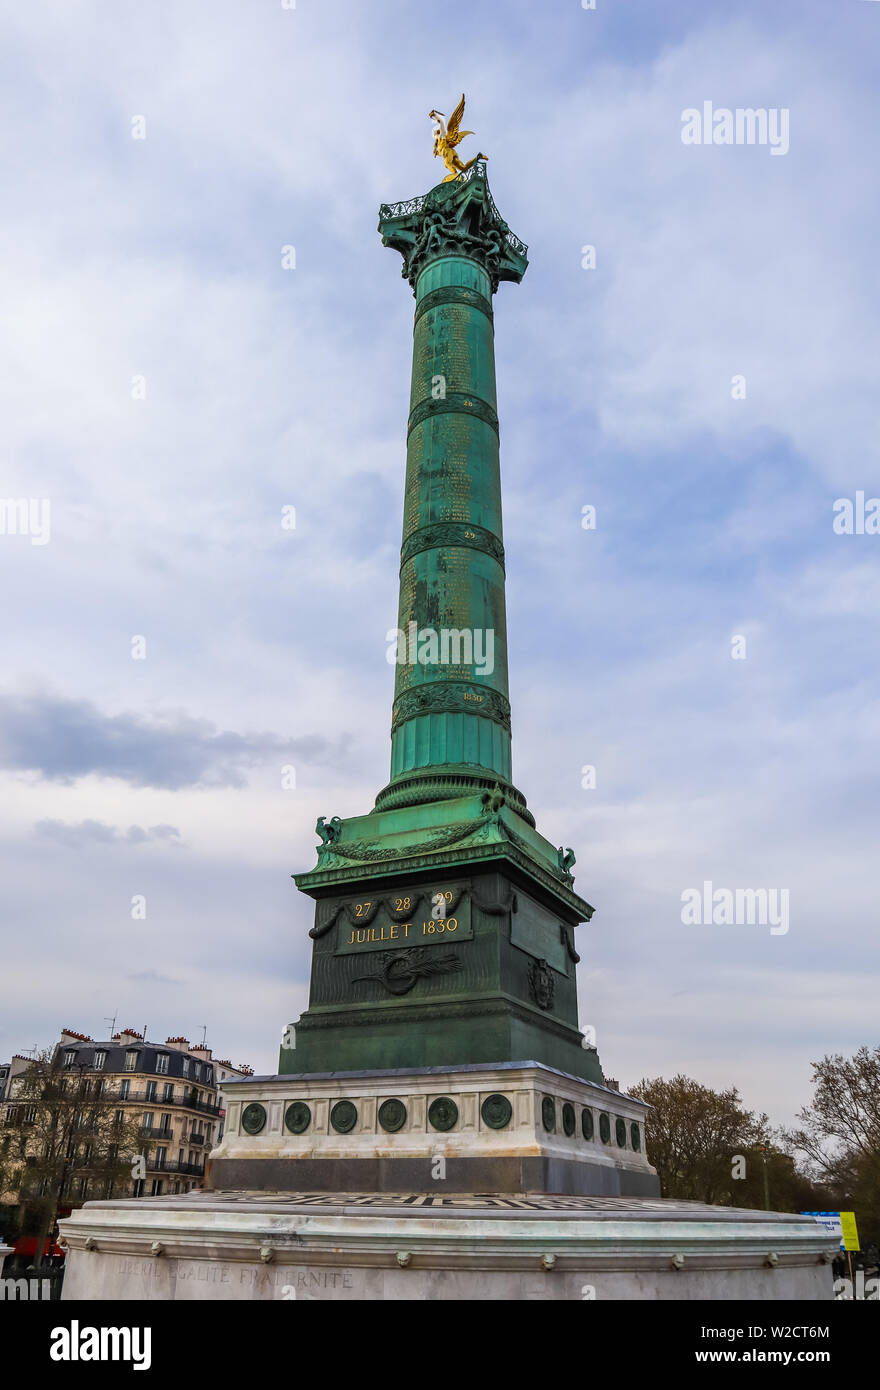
[{"xmin": 59, "ymin": 1191, "xmax": 838, "ymax": 1302}]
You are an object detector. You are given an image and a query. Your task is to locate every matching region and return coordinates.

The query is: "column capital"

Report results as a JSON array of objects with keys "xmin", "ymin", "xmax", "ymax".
[{"xmin": 378, "ymin": 161, "xmax": 528, "ymax": 295}]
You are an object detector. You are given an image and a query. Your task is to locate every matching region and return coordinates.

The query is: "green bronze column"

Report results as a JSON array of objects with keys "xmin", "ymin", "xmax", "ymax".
[
  {"xmin": 287, "ymin": 158, "xmax": 601, "ymax": 1090},
  {"xmin": 375, "ymin": 163, "xmax": 533, "ymax": 825}
]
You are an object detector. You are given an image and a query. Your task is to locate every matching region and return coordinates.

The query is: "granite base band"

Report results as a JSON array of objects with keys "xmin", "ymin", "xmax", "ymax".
[
  {"xmin": 59, "ymin": 1191, "xmax": 838, "ymax": 1302},
  {"xmin": 207, "ymin": 1155, "xmax": 661, "ymax": 1197}
]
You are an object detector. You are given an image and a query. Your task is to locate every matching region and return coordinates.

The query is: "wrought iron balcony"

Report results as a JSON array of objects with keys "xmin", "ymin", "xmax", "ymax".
[
  {"xmin": 144, "ymin": 1158, "xmax": 204, "ymax": 1176},
  {"xmin": 115, "ymin": 1089, "xmax": 220, "ymax": 1115}
]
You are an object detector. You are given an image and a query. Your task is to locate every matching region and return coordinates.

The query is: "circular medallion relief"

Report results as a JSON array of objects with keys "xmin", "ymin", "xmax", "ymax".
[
  {"xmin": 615, "ymin": 1117, "xmax": 627, "ymax": 1148},
  {"xmin": 562, "ymin": 1102, "xmax": 576, "ymax": 1137},
  {"xmin": 330, "ymin": 1100, "xmax": 358, "ymax": 1134},
  {"xmin": 630, "ymin": 1122, "xmax": 642, "ymax": 1152},
  {"xmin": 581, "ymin": 1108, "xmax": 595, "ymax": 1141},
  {"xmin": 541, "ymin": 1096, "xmax": 556, "ymax": 1133},
  {"xmin": 428, "ymin": 1097, "xmax": 458, "ymax": 1132},
  {"xmin": 241, "ymin": 1103, "xmax": 266, "ymax": 1136},
  {"xmin": 481, "ymin": 1094, "xmax": 512, "ymax": 1130},
  {"xmin": 284, "ymin": 1101, "xmax": 311, "ymax": 1135},
  {"xmin": 599, "ymin": 1112, "xmax": 611, "ymax": 1145},
  {"xmin": 378, "ymin": 1098, "xmax": 407, "ymax": 1133}
]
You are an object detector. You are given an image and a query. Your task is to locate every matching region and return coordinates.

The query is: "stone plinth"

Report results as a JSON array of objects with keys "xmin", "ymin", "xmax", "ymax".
[
  {"xmin": 59, "ymin": 1192, "xmax": 837, "ymax": 1302},
  {"xmin": 209, "ymin": 1061, "xmax": 658, "ymax": 1197}
]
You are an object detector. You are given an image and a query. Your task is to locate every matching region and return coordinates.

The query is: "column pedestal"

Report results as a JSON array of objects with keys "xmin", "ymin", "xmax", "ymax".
[{"xmin": 207, "ymin": 1062, "xmax": 659, "ymax": 1197}]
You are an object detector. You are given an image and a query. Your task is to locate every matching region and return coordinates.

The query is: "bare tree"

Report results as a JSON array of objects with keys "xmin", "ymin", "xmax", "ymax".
[
  {"xmin": 785, "ymin": 1045, "xmax": 880, "ymax": 1244},
  {"xmin": 0, "ymin": 1130, "xmax": 24, "ymax": 1238},
  {"xmin": 1, "ymin": 1048, "xmax": 141, "ymax": 1267}
]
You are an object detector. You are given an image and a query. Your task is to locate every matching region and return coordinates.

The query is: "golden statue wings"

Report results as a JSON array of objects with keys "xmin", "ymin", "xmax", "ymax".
[{"xmin": 429, "ymin": 94, "xmax": 486, "ymax": 182}]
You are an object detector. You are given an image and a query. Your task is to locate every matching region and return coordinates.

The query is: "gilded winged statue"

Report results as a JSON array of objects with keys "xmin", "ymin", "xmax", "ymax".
[{"xmin": 429, "ymin": 94, "xmax": 486, "ymax": 182}]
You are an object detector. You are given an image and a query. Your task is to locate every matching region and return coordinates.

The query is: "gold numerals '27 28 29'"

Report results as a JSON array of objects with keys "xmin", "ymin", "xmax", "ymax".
[
  {"xmin": 337, "ymin": 889, "xmax": 469, "ymax": 955},
  {"xmin": 351, "ymin": 889, "xmax": 455, "ymax": 918}
]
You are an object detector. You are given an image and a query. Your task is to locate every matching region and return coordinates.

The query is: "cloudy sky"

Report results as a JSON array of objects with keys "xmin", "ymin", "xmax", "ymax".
[{"xmin": 1, "ymin": 0, "xmax": 877, "ymax": 1129}]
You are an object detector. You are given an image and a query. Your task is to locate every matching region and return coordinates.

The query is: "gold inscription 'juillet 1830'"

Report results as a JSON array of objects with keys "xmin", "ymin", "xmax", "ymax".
[
  {"xmin": 334, "ymin": 888, "xmax": 472, "ymax": 956},
  {"xmin": 345, "ymin": 919, "xmax": 459, "ymax": 947}
]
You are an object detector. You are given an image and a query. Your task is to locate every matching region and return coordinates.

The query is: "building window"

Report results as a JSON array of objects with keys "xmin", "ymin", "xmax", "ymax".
[
  {"xmin": 120, "ymin": 1079, "xmax": 130, "ymax": 1099},
  {"xmin": 93, "ymin": 1050, "xmax": 107, "ymax": 1070},
  {"xmin": 64, "ymin": 1050, "xmax": 76, "ymax": 1067},
  {"xmin": 79, "ymin": 1178, "xmax": 89, "ymax": 1197},
  {"xmin": 125, "ymin": 1051, "xmax": 138, "ymax": 1072},
  {"xmin": 145, "ymin": 1080, "xmax": 157, "ymax": 1101},
  {"xmin": 182, "ymin": 1058, "xmax": 191, "ymax": 1077},
  {"xmin": 142, "ymin": 1112, "xmax": 153, "ymax": 1131},
  {"xmin": 155, "ymin": 1147, "xmax": 167, "ymax": 1169},
  {"xmin": 163, "ymin": 1083, "xmax": 174, "ymax": 1102},
  {"xmin": 205, "ymin": 1067, "xmax": 212, "ymax": 1083},
  {"xmin": 194, "ymin": 1062, "xmax": 201, "ymax": 1080},
  {"xmin": 96, "ymin": 1078, "xmax": 106, "ymax": 1097},
  {"xmin": 150, "ymin": 1179, "xmax": 163, "ymax": 1196},
  {"xmin": 133, "ymin": 1179, "xmax": 145, "ymax": 1198},
  {"xmin": 156, "ymin": 1053, "xmax": 169, "ymax": 1075},
  {"xmin": 115, "ymin": 1110, "xmax": 124, "ymax": 1126}
]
